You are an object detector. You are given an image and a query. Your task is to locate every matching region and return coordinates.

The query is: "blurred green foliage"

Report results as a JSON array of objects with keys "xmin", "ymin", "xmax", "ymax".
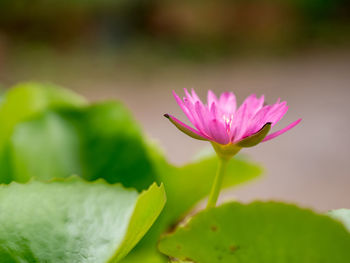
[
  {"xmin": 8, "ymin": 103, "xmax": 158, "ymax": 190},
  {"xmin": 0, "ymin": 83, "xmax": 262, "ymax": 262},
  {"xmin": 0, "ymin": 83, "xmax": 86, "ymax": 183}
]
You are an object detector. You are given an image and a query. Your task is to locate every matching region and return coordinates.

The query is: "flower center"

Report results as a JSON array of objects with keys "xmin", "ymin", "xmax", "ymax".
[{"xmin": 222, "ymin": 114, "xmax": 233, "ymax": 133}]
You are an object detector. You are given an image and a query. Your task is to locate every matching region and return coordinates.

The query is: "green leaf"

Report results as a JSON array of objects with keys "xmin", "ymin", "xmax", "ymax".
[
  {"xmin": 0, "ymin": 83, "xmax": 86, "ymax": 183},
  {"xmin": 121, "ymin": 153, "xmax": 262, "ymax": 263},
  {"xmin": 328, "ymin": 209, "xmax": 350, "ymax": 232},
  {"xmin": 0, "ymin": 177, "xmax": 166, "ymax": 263},
  {"xmin": 155, "ymin": 152, "xmax": 263, "ymax": 235},
  {"xmin": 159, "ymin": 202, "xmax": 350, "ymax": 263},
  {"xmin": 10, "ymin": 111, "xmax": 83, "ymax": 182},
  {"xmin": 6, "ymin": 102, "xmax": 158, "ymax": 189},
  {"xmin": 0, "ymin": 82, "xmax": 86, "ymax": 148},
  {"xmin": 77, "ymin": 102, "xmax": 158, "ymax": 190}
]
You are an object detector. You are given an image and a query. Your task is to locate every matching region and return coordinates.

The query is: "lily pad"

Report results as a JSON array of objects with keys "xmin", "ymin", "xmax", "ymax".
[
  {"xmin": 121, "ymin": 153, "xmax": 262, "ymax": 263},
  {"xmin": 0, "ymin": 83, "xmax": 86, "ymax": 183},
  {"xmin": 0, "ymin": 82, "xmax": 86, "ymax": 149},
  {"xmin": 77, "ymin": 102, "xmax": 157, "ymax": 190},
  {"xmin": 159, "ymin": 202, "xmax": 350, "ymax": 263},
  {"xmin": 7, "ymin": 102, "xmax": 157, "ymax": 190},
  {"xmin": 10, "ymin": 111, "xmax": 83, "ymax": 182},
  {"xmin": 0, "ymin": 177, "xmax": 166, "ymax": 263}
]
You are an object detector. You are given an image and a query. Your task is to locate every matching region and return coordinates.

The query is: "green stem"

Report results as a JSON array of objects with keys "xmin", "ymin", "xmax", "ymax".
[{"xmin": 206, "ymin": 158, "xmax": 228, "ymax": 209}]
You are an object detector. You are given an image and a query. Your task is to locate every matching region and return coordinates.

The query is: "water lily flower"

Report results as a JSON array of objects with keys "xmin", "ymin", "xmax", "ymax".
[
  {"xmin": 165, "ymin": 89, "xmax": 301, "ymax": 159},
  {"xmin": 164, "ymin": 89, "xmax": 301, "ymax": 208}
]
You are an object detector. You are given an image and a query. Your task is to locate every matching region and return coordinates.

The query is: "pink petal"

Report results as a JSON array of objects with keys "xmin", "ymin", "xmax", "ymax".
[
  {"xmin": 191, "ymin": 88, "xmax": 201, "ymax": 102},
  {"xmin": 172, "ymin": 90, "xmax": 197, "ymax": 124},
  {"xmin": 219, "ymin": 92, "xmax": 237, "ymax": 114},
  {"xmin": 266, "ymin": 101, "xmax": 288, "ymax": 126},
  {"xmin": 210, "ymin": 102, "xmax": 217, "ymax": 119},
  {"xmin": 244, "ymin": 105, "xmax": 272, "ymax": 137},
  {"xmin": 194, "ymin": 101, "xmax": 211, "ymax": 136},
  {"xmin": 262, "ymin": 119, "xmax": 302, "ymax": 142},
  {"xmin": 184, "ymin": 88, "xmax": 201, "ymax": 104},
  {"xmin": 243, "ymin": 94, "xmax": 265, "ymax": 118},
  {"xmin": 231, "ymin": 103, "xmax": 248, "ymax": 142},
  {"xmin": 183, "ymin": 97, "xmax": 206, "ymax": 133},
  {"xmin": 207, "ymin": 90, "xmax": 218, "ymax": 110},
  {"xmin": 209, "ymin": 119, "xmax": 230, "ymax": 144},
  {"xmin": 258, "ymin": 95, "xmax": 265, "ymax": 107},
  {"xmin": 246, "ymin": 101, "xmax": 287, "ymax": 137}
]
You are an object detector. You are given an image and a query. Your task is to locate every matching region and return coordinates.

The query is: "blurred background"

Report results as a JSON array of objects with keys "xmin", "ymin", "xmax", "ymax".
[{"xmin": 0, "ymin": 0, "xmax": 349, "ymax": 211}]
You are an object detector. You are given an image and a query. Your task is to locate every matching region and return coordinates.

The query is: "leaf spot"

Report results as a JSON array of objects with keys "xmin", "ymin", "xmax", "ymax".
[
  {"xmin": 211, "ymin": 225, "xmax": 218, "ymax": 232},
  {"xmin": 229, "ymin": 245, "xmax": 240, "ymax": 254}
]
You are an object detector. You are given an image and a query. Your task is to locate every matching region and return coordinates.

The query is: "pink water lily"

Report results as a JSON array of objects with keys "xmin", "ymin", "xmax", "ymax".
[
  {"xmin": 165, "ymin": 89, "xmax": 301, "ymax": 155},
  {"xmin": 165, "ymin": 89, "xmax": 301, "ymax": 208}
]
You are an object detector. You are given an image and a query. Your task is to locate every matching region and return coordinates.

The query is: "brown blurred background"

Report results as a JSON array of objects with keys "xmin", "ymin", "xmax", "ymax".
[{"xmin": 0, "ymin": 0, "xmax": 349, "ymax": 211}]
